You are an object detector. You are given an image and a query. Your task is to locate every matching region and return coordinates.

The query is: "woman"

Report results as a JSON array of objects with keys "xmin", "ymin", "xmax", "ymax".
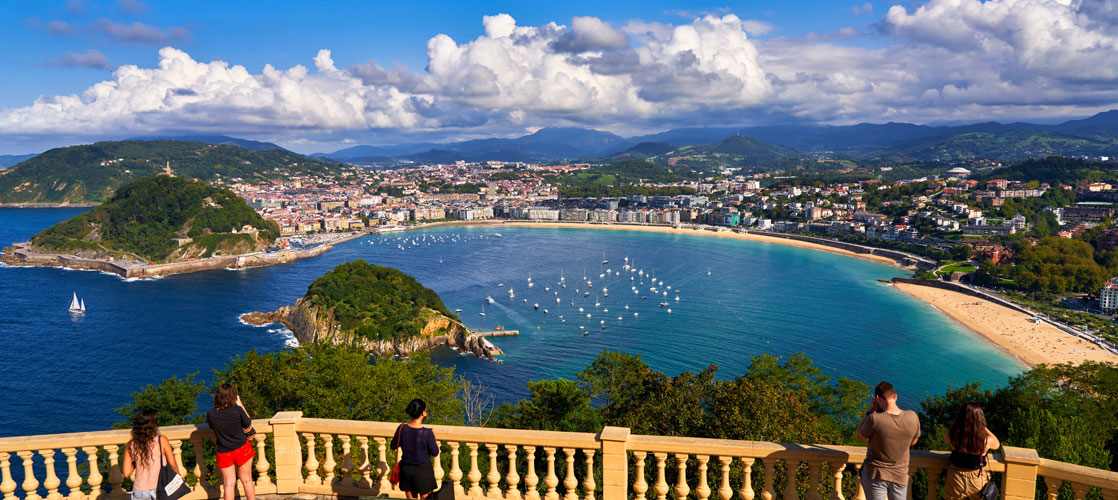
[
  {"xmin": 390, "ymin": 399, "xmax": 441, "ymax": 499},
  {"xmin": 945, "ymin": 402, "xmax": 1001, "ymax": 500},
  {"xmin": 123, "ymin": 409, "xmax": 179, "ymax": 500},
  {"xmin": 206, "ymin": 384, "xmax": 256, "ymax": 500}
]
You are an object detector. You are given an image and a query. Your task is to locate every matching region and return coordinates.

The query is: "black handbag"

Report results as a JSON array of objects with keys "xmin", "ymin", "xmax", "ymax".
[
  {"xmin": 155, "ymin": 436, "xmax": 190, "ymax": 500},
  {"xmin": 979, "ymin": 456, "xmax": 998, "ymax": 500},
  {"xmin": 436, "ymin": 480, "xmax": 456, "ymax": 500}
]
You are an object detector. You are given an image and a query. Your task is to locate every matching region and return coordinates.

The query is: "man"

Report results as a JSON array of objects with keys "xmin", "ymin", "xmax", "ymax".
[{"xmin": 856, "ymin": 381, "xmax": 921, "ymax": 500}]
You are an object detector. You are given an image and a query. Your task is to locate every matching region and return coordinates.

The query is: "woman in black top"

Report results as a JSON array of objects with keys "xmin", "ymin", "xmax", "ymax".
[
  {"xmin": 206, "ymin": 384, "xmax": 257, "ymax": 500},
  {"xmin": 944, "ymin": 402, "xmax": 1000, "ymax": 500},
  {"xmin": 390, "ymin": 399, "xmax": 441, "ymax": 499}
]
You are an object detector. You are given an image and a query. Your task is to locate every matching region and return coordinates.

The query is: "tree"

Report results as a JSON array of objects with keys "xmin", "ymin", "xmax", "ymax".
[
  {"xmin": 114, "ymin": 374, "xmax": 205, "ymax": 428},
  {"xmin": 575, "ymin": 351, "xmax": 661, "ymax": 427},
  {"xmin": 492, "ymin": 379, "xmax": 602, "ymax": 432},
  {"xmin": 950, "ymin": 245, "xmax": 973, "ymax": 261}
]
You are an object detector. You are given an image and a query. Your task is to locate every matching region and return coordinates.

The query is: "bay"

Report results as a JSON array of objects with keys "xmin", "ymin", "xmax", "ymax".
[{"xmin": 0, "ymin": 208, "xmax": 1025, "ymax": 438}]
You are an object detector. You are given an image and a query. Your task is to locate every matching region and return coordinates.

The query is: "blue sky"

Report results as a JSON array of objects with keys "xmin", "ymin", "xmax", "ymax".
[{"xmin": 1, "ymin": 0, "xmax": 1117, "ymax": 154}]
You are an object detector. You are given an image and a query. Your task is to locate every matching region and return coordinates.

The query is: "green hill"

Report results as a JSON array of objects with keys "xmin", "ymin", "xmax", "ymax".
[
  {"xmin": 659, "ymin": 135, "xmax": 805, "ymax": 172},
  {"xmin": 0, "ymin": 140, "xmax": 341, "ymax": 204},
  {"xmin": 30, "ymin": 175, "xmax": 280, "ymax": 262},
  {"xmin": 874, "ymin": 131, "xmax": 1114, "ymax": 161},
  {"xmin": 304, "ymin": 260, "xmax": 460, "ymax": 342}
]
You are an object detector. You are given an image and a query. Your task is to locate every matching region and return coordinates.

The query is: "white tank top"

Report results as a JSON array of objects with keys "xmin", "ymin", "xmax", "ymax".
[{"xmin": 131, "ymin": 436, "xmax": 162, "ymax": 491}]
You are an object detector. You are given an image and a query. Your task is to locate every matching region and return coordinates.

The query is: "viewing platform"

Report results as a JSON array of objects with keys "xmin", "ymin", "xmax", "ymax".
[{"xmin": 1, "ymin": 413, "xmax": 1116, "ymax": 500}]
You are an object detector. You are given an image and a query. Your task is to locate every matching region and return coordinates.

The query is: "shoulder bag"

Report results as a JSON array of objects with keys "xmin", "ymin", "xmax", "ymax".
[
  {"xmin": 978, "ymin": 453, "xmax": 999, "ymax": 500},
  {"xmin": 388, "ymin": 425, "xmax": 404, "ymax": 486},
  {"xmin": 155, "ymin": 436, "xmax": 190, "ymax": 500}
]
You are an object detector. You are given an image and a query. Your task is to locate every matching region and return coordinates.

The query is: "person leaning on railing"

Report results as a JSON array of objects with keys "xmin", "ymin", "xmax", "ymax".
[
  {"xmin": 391, "ymin": 399, "xmax": 441, "ymax": 499},
  {"xmin": 122, "ymin": 409, "xmax": 179, "ymax": 500},
  {"xmin": 856, "ymin": 381, "xmax": 921, "ymax": 500},
  {"xmin": 944, "ymin": 402, "xmax": 1000, "ymax": 500},
  {"xmin": 206, "ymin": 384, "xmax": 256, "ymax": 500}
]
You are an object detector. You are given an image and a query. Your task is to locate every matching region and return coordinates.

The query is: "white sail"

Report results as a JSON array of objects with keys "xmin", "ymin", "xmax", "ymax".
[
  {"xmin": 80, "ymin": 299, "xmax": 85, "ymax": 312},
  {"xmin": 69, "ymin": 293, "xmax": 84, "ymax": 314}
]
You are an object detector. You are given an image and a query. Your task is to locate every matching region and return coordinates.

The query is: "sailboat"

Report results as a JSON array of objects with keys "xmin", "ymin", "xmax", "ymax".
[
  {"xmin": 601, "ymin": 251, "xmax": 608, "ymax": 264},
  {"xmin": 479, "ymin": 303, "xmax": 486, "ymax": 317},
  {"xmin": 69, "ymin": 293, "xmax": 86, "ymax": 314}
]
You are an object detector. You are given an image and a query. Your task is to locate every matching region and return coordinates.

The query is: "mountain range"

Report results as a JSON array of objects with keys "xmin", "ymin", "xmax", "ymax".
[{"xmin": 311, "ymin": 111, "xmax": 1118, "ymax": 164}]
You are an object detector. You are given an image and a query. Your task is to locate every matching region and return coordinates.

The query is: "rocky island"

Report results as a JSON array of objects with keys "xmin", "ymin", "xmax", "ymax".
[
  {"xmin": 241, "ymin": 260, "xmax": 502, "ymax": 359},
  {"xmin": 0, "ymin": 175, "xmax": 330, "ymax": 277}
]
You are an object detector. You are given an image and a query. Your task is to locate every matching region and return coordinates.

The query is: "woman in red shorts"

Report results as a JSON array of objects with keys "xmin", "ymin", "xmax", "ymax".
[{"xmin": 206, "ymin": 384, "xmax": 256, "ymax": 500}]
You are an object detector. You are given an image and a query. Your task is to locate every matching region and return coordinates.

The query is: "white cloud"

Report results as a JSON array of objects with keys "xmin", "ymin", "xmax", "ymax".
[{"xmin": 852, "ymin": 2, "xmax": 873, "ymax": 15}]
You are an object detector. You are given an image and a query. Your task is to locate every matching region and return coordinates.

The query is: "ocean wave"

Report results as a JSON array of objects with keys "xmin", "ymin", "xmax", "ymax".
[{"xmin": 266, "ymin": 326, "xmax": 299, "ymax": 348}]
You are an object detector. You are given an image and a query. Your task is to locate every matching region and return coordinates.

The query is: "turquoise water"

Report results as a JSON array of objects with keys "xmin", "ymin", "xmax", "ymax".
[{"xmin": 0, "ymin": 209, "xmax": 1025, "ymax": 437}]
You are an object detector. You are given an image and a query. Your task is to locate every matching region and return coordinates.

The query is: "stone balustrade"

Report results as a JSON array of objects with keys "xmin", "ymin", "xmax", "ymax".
[{"xmin": 1, "ymin": 412, "xmax": 1115, "ymax": 500}]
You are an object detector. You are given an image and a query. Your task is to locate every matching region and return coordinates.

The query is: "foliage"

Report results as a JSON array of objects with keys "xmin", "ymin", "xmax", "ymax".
[
  {"xmin": 492, "ymin": 379, "xmax": 602, "ymax": 432},
  {"xmin": 662, "ymin": 135, "xmax": 805, "ymax": 172},
  {"xmin": 1006, "ymin": 237, "xmax": 1111, "ymax": 294},
  {"xmin": 30, "ymin": 175, "xmax": 279, "ymax": 261},
  {"xmin": 213, "ymin": 344, "xmax": 466, "ymax": 424},
  {"xmin": 0, "ymin": 140, "xmax": 342, "ymax": 204},
  {"xmin": 979, "ymin": 157, "xmax": 1116, "ymax": 185},
  {"xmin": 876, "ymin": 132, "xmax": 1115, "ymax": 162},
  {"xmin": 304, "ymin": 259, "xmax": 459, "ymax": 341},
  {"xmin": 113, "ymin": 374, "xmax": 206, "ymax": 428},
  {"xmin": 558, "ymin": 185, "xmax": 696, "ymax": 198}
]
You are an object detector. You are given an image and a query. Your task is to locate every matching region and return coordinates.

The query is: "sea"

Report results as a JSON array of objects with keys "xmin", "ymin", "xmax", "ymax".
[{"xmin": 0, "ymin": 208, "xmax": 1026, "ymax": 438}]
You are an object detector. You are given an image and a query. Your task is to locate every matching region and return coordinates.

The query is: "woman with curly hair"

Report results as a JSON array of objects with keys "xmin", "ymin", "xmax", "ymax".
[{"xmin": 122, "ymin": 409, "xmax": 179, "ymax": 500}]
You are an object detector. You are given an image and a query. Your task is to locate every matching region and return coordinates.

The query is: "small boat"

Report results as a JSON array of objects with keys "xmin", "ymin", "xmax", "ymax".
[
  {"xmin": 667, "ymin": 308, "xmax": 672, "ymax": 313},
  {"xmin": 455, "ymin": 308, "xmax": 463, "ymax": 313},
  {"xmin": 479, "ymin": 304, "xmax": 486, "ymax": 317},
  {"xmin": 534, "ymin": 303, "xmax": 539, "ymax": 310},
  {"xmin": 494, "ymin": 233, "xmax": 503, "ymax": 237},
  {"xmin": 523, "ymin": 298, "xmax": 528, "ymax": 303},
  {"xmin": 633, "ymin": 312, "xmax": 639, "ymax": 317},
  {"xmin": 586, "ymin": 313, "xmax": 592, "ymax": 318},
  {"xmin": 624, "ymin": 305, "xmax": 629, "ymax": 309},
  {"xmin": 487, "ymin": 296, "xmax": 495, "ymax": 304},
  {"xmin": 68, "ymin": 293, "xmax": 86, "ymax": 314},
  {"xmin": 660, "ymin": 302, "xmax": 669, "ymax": 307},
  {"xmin": 579, "ymin": 307, "xmax": 584, "ymax": 313},
  {"xmin": 675, "ymin": 296, "xmax": 680, "ymax": 302},
  {"xmin": 556, "ymin": 297, "xmax": 561, "ymax": 303},
  {"xmin": 584, "ymin": 291, "xmax": 591, "ymax": 297},
  {"xmin": 617, "ymin": 316, "xmax": 622, "ymax": 320},
  {"xmin": 498, "ymin": 283, "xmax": 504, "ymax": 287},
  {"xmin": 602, "ymin": 252, "xmax": 608, "ymax": 264},
  {"xmin": 543, "ymin": 309, "xmax": 548, "ymax": 314}
]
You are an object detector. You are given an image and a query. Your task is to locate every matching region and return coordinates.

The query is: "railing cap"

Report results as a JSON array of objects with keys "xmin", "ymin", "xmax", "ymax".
[
  {"xmin": 1002, "ymin": 446, "xmax": 1041, "ymax": 465},
  {"xmin": 270, "ymin": 411, "xmax": 304, "ymax": 424},
  {"xmin": 599, "ymin": 426, "xmax": 630, "ymax": 442}
]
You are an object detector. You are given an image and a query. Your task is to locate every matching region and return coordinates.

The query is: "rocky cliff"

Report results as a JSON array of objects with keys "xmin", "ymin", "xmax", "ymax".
[{"xmin": 240, "ymin": 297, "xmax": 497, "ymax": 359}]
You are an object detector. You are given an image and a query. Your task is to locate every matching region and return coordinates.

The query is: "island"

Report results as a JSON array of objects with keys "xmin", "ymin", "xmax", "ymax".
[
  {"xmin": 240, "ymin": 259, "xmax": 502, "ymax": 359},
  {"xmin": 0, "ymin": 175, "xmax": 341, "ymax": 278}
]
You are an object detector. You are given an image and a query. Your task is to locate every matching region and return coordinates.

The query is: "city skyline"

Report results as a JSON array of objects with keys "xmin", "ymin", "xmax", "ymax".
[{"xmin": 2, "ymin": 0, "xmax": 1118, "ymax": 155}]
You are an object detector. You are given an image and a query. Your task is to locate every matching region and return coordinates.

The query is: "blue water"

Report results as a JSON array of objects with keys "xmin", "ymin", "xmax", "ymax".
[{"xmin": 0, "ymin": 208, "xmax": 1026, "ymax": 438}]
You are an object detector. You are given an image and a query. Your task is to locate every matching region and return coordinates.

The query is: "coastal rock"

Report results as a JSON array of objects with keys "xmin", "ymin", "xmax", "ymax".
[{"xmin": 240, "ymin": 298, "xmax": 495, "ymax": 360}]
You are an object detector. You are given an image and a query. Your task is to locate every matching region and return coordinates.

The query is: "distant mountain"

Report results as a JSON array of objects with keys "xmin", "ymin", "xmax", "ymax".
[
  {"xmin": 0, "ymin": 154, "xmax": 37, "ymax": 169},
  {"xmin": 0, "ymin": 140, "xmax": 342, "ymax": 204},
  {"xmin": 658, "ymin": 135, "xmax": 806, "ymax": 171},
  {"xmin": 871, "ymin": 130, "xmax": 1115, "ymax": 161},
  {"xmin": 130, "ymin": 135, "xmax": 287, "ymax": 151},
  {"xmin": 612, "ymin": 142, "xmax": 676, "ymax": 159}
]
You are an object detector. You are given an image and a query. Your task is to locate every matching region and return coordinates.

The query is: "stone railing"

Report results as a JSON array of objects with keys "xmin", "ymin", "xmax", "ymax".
[{"xmin": 2, "ymin": 412, "xmax": 1116, "ymax": 500}]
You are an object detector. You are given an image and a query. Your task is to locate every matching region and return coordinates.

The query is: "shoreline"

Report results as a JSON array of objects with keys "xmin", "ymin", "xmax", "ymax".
[{"xmin": 892, "ymin": 282, "xmax": 1118, "ymax": 367}]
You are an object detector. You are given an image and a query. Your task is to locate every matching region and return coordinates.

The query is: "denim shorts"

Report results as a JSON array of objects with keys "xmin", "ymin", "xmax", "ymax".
[{"xmin": 131, "ymin": 489, "xmax": 156, "ymax": 500}]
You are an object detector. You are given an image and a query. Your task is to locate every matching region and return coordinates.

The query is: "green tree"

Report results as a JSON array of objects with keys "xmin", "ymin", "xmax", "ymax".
[
  {"xmin": 492, "ymin": 379, "xmax": 602, "ymax": 432},
  {"xmin": 114, "ymin": 374, "xmax": 206, "ymax": 428}
]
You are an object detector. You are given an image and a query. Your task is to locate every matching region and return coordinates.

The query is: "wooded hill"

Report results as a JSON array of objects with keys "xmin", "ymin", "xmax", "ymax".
[
  {"xmin": 30, "ymin": 175, "xmax": 280, "ymax": 262},
  {"xmin": 0, "ymin": 140, "xmax": 342, "ymax": 204}
]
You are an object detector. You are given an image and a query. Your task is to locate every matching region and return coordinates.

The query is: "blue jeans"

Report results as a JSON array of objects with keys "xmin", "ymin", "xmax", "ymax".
[
  {"xmin": 861, "ymin": 468, "xmax": 908, "ymax": 500},
  {"xmin": 131, "ymin": 489, "xmax": 156, "ymax": 500}
]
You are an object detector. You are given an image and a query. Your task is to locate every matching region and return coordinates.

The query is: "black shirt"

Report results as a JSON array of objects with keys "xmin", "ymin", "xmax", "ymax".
[
  {"xmin": 206, "ymin": 406, "xmax": 252, "ymax": 453},
  {"xmin": 389, "ymin": 425, "xmax": 440, "ymax": 465}
]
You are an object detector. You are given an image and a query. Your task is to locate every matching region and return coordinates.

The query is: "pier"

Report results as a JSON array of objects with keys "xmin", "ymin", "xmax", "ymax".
[{"xmin": 475, "ymin": 329, "xmax": 520, "ymax": 337}]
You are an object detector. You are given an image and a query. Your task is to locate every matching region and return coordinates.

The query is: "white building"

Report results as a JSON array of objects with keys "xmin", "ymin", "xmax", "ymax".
[{"xmin": 1101, "ymin": 277, "xmax": 1118, "ymax": 314}]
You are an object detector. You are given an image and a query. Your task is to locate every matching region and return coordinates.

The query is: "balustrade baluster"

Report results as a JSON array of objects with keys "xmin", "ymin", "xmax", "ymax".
[
  {"xmin": 0, "ymin": 452, "xmax": 15, "ymax": 500},
  {"xmin": 583, "ymin": 450, "xmax": 596, "ymax": 500},
  {"xmin": 674, "ymin": 454, "xmax": 690, "ymax": 500},
  {"xmin": 39, "ymin": 449, "xmax": 60, "ymax": 500},
  {"xmin": 506, "ymin": 445, "xmax": 522, "ymax": 500},
  {"xmin": 105, "ymin": 445, "xmax": 123, "ymax": 500},
  {"xmin": 1071, "ymin": 483, "xmax": 1089, "ymax": 500},
  {"xmin": 375, "ymin": 437, "xmax": 390, "ymax": 493},
  {"xmin": 82, "ymin": 447, "xmax": 103, "ymax": 500},
  {"xmin": 62, "ymin": 449, "xmax": 81, "ymax": 500},
  {"xmin": 433, "ymin": 441, "xmax": 444, "ymax": 484},
  {"xmin": 718, "ymin": 457, "xmax": 733, "ymax": 500},
  {"xmin": 486, "ymin": 444, "xmax": 501, "ymax": 499},
  {"xmin": 543, "ymin": 447, "xmax": 559, "ymax": 500},
  {"xmin": 1099, "ymin": 488, "xmax": 1117, "ymax": 500},
  {"xmin": 784, "ymin": 460, "xmax": 799, "ymax": 500},
  {"xmin": 189, "ymin": 437, "xmax": 208, "ymax": 492},
  {"xmin": 168, "ymin": 441, "xmax": 184, "ymax": 488},
  {"xmin": 738, "ymin": 457, "xmax": 755, "ymax": 500},
  {"xmin": 448, "ymin": 442, "xmax": 464, "ymax": 499},
  {"xmin": 17, "ymin": 451, "xmax": 40, "ymax": 500},
  {"xmin": 357, "ymin": 437, "xmax": 372, "ymax": 489},
  {"xmin": 632, "ymin": 452, "xmax": 649, "ymax": 500},
  {"xmin": 339, "ymin": 435, "xmax": 353, "ymax": 488},
  {"xmin": 524, "ymin": 446, "xmax": 540, "ymax": 500},
  {"xmin": 467, "ymin": 443, "xmax": 483, "ymax": 498},
  {"xmin": 761, "ymin": 459, "xmax": 776, "ymax": 500},
  {"xmin": 562, "ymin": 449, "xmax": 578, "ymax": 500},
  {"xmin": 321, "ymin": 434, "xmax": 336, "ymax": 485},
  {"xmin": 695, "ymin": 455, "xmax": 711, "ymax": 500},
  {"xmin": 852, "ymin": 465, "xmax": 865, "ymax": 500},
  {"xmin": 905, "ymin": 470, "xmax": 915, "ymax": 500},
  {"xmin": 923, "ymin": 467, "xmax": 940, "ymax": 500},
  {"xmin": 254, "ymin": 434, "xmax": 272, "ymax": 488},
  {"xmin": 830, "ymin": 464, "xmax": 845, "ymax": 500},
  {"xmin": 1044, "ymin": 477, "xmax": 1062, "ymax": 500},
  {"xmin": 653, "ymin": 453, "xmax": 668, "ymax": 500},
  {"xmin": 806, "ymin": 461, "xmax": 822, "ymax": 500},
  {"xmin": 303, "ymin": 433, "xmax": 321, "ymax": 486}
]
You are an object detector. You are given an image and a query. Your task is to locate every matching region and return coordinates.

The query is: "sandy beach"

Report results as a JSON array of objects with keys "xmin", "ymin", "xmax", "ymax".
[
  {"xmin": 491, "ymin": 222, "xmax": 905, "ymax": 268},
  {"xmin": 893, "ymin": 282, "xmax": 1118, "ymax": 367}
]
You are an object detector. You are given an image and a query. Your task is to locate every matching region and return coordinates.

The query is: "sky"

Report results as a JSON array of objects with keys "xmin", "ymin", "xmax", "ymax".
[{"xmin": 2, "ymin": 0, "xmax": 1118, "ymax": 155}]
